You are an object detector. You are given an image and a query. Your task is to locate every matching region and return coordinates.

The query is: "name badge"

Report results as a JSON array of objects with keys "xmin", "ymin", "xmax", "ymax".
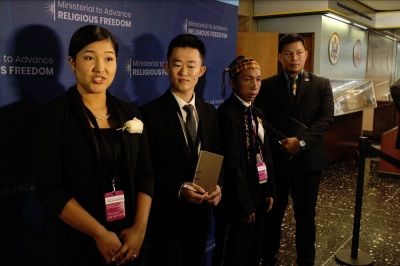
[
  {"xmin": 104, "ymin": 190, "xmax": 125, "ymax": 222},
  {"xmin": 257, "ymin": 161, "xmax": 268, "ymax": 184}
]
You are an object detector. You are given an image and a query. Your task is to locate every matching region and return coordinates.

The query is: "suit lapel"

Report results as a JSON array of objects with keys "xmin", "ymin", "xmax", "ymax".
[
  {"xmin": 69, "ymin": 87, "xmax": 99, "ymax": 160},
  {"xmin": 277, "ymin": 72, "xmax": 294, "ymax": 111},
  {"xmin": 229, "ymin": 94, "xmax": 247, "ymax": 130},
  {"xmin": 294, "ymin": 71, "xmax": 309, "ymax": 111},
  {"xmin": 160, "ymin": 90, "xmax": 191, "ymax": 157},
  {"xmin": 195, "ymin": 98, "xmax": 207, "ymax": 148},
  {"xmin": 108, "ymin": 95, "xmax": 133, "ymax": 174}
]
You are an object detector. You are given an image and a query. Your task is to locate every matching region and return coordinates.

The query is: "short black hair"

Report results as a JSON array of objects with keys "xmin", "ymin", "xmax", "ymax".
[
  {"xmin": 278, "ymin": 33, "xmax": 306, "ymax": 54},
  {"xmin": 68, "ymin": 25, "xmax": 118, "ymax": 60},
  {"xmin": 167, "ymin": 34, "xmax": 206, "ymax": 64}
]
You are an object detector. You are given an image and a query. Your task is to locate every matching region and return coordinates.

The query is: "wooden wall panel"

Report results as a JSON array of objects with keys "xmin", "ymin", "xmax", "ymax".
[
  {"xmin": 236, "ymin": 32, "xmax": 279, "ymax": 79},
  {"xmin": 378, "ymin": 126, "xmax": 400, "ymax": 175},
  {"xmin": 325, "ymin": 112, "xmax": 363, "ymax": 162},
  {"xmin": 372, "ymin": 101, "xmax": 396, "ymax": 140}
]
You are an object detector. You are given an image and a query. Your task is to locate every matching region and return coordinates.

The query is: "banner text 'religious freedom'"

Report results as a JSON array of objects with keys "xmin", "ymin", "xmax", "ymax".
[{"xmin": 58, "ymin": 12, "xmax": 132, "ymax": 27}]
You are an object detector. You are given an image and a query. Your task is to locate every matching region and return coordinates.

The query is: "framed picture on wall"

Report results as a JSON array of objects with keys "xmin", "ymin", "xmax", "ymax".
[
  {"xmin": 353, "ymin": 39, "xmax": 362, "ymax": 67},
  {"xmin": 328, "ymin": 32, "xmax": 340, "ymax": 65}
]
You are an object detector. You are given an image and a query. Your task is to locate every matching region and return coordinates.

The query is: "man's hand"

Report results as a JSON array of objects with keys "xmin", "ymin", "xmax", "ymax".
[
  {"xmin": 266, "ymin": 197, "xmax": 274, "ymax": 213},
  {"xmin": 180, "ymin": 182, "xmax": 208, "ymax": 204},
  {"xmin": 280, "ymin": 137, "xmax": 301, "ymax": 155},
  {"xmin": 204, "ymin": 185, "xmax": 222, "ymax": 206},
  {"xmin": 240, "ymin": 212, "xmax": 256, "ymax": 224}
]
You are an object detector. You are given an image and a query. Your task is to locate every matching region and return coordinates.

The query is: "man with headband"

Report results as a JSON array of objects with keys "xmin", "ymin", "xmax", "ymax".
[
  {"xmin": 213, "ymin": 56, "xmax": 278, "ymax": 266},
  {"xmin": 254, "ymin": 33, "xmax": 334, "ymax": 266}
]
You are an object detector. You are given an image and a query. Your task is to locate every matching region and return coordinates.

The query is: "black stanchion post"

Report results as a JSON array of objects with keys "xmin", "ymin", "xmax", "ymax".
[{"xmin": 335, "ymin": 137, "xmax": 374, "ymax": 265}]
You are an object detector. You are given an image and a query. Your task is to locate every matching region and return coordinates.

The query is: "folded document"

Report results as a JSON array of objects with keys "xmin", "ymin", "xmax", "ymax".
[{"xmin": 193, "ymin": 150, "xmax": 223, "ymax": 193}]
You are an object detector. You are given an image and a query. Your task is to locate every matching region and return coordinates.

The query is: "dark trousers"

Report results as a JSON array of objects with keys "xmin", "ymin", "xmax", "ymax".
[
  {"xmin": 263, "ymin": 168, "xmax": 321, "ymax": 266},
  {"xmin": 213, "ymin": 214, "xmax": 264, "ymax": 266},
  {"xmin": 149, "ymin": 223, "xmax": 208, "ymax": 266}
]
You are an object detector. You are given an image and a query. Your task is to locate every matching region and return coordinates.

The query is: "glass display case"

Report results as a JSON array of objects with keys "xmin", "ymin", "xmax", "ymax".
[{"xmin": 330, "ymin": 79, "xmax": 377, "ymax": 116}]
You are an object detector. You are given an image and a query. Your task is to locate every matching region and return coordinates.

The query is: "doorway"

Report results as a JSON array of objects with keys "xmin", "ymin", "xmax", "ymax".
[{"xmin": 277, "ymin": 32, "xmax": 314, "ymax": 73}]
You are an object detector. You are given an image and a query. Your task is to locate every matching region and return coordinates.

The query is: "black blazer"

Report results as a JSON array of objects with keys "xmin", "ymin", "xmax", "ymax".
[
  {"xmin": 30, "ymin": 86, "xmax": 154, "ymax": 263},
  {"xmin": 254, "ymin": 71, "xmax": 334, "ymax": 172},
  {"xmin": 140, "ymin": 89, "xmax": 220, "ymax": 236},
  {"xmin": 217, "ymin": 94, "xmax": 276, "ymax": 219}
]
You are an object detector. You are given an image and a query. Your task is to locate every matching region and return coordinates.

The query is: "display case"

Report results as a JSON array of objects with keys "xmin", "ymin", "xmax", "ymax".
[
  {"xmin": 325, "ymin": 79, "xmax": 377, "ymax": 162},
  {"xmin": 330, "ymin": 79, "xmax": 377, "ymax": 116}
]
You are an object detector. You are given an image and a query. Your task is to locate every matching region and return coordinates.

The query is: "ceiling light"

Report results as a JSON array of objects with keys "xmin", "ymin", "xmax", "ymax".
[
  {"xmin": 325, "ymin": 13, "xmax": 351, "ymax": 24},
  {"xmin": 352, "ymin": 23, "xmax": 368, "ymax": 30},
  {"xmin": 384, "ymin": 35, "xmax": 397, "ymax": 41}
]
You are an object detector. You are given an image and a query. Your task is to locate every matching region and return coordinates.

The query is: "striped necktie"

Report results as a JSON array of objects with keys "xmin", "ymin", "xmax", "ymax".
[{"xmin": 183, "ymin": 104, "xmax": 197, "ymax": 145}]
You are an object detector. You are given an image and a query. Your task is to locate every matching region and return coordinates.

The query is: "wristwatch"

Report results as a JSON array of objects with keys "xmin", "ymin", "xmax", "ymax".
[{"xmin": 299, "ymin": 139, "xmax": 307, "ymax": 150}]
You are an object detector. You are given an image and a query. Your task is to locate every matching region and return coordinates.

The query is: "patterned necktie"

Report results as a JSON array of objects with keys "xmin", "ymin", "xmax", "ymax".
[
  {"xmin": 247, "ymin": 107, "xmax": 256, "ymax": 143},
  {"xmin": 291, "ymin": 76, "xmax": 298, "ymax": 96},
  {"xmin": 183, "ymin": 104, "xmax": 197, "ymax": 145}
]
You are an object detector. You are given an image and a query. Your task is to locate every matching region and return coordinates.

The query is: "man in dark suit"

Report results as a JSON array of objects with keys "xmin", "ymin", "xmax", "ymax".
[
  {"xmin": 213, "ymin": 56, "xmax": 277, "ymax": 266},
  {"xmin": 254, "ymin": 33, "xmax": 334, "ymax": 266},
  {"xmin": 140, "ymin": 34, "xmax": 222, "ymax": 266},
  {"xmin": 390, "ymin": 79, "xmax": 400, "ymax": 149}
]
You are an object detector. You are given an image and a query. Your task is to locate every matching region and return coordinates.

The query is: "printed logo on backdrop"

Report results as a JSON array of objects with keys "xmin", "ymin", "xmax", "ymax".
[
  {"xmin": 0, "ymin": 54, "xmax": 54, "ymax": 76},
  {"xmin": 43, "ymin": 0, "xmax": 140, "ymax": 78},
  {"xmin": 0, "ymin": 25, "xmax": 61, "ymax": 85},
  {"xmin": 44, "ymin": 0, "xmax": 132, "ymax": 27},
  {"xmin": 0, "ymin": 175, "xmax": 36, "ymax": 197},
  {"xmin": 124, "ymin": 58, "xmax": 167, "ymax": 78},
  {"xmin": 182, "ymin": 18, "xmax": 228, "ymax": 39},
  {"xmin": 181, "ymin": 18, "xmax": 229, "ymax": 107},
  {"xmin": 0, "ymin": 0, "xmax": 133, "ymax": 79}
]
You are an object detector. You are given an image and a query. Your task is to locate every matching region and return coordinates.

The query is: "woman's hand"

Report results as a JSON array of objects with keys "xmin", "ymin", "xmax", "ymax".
[
  {"xmin": 111, "ymin": 224, "xmax": 146, "ymax": 265},
  {"xmin": 92, "ymin": 229, "xmax": 122, "ymax": 264},
  {"xmin": 58, "ymin": 198, "xmax": 123, "ymax": 264},
  {"xmin": 109, "ymin": 192, "xmax": 152, "ymax": 264}
]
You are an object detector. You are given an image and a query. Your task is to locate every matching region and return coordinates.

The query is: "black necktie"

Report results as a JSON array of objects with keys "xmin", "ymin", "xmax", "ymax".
[{"xmin": 183, "ymin": 104, "xmax": 197, "ymax": 145}]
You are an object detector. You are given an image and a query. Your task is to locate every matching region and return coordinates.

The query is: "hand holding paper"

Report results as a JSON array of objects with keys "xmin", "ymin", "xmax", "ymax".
[
  {"xmin": 180, "ymin": 182, "xmax": 207, "ymax": 204},
  {"xmin": 204, "ymin": 185, "xmax": 222, "ymax": 206},
  {"xmin": 193, "ymin": 150, "xmax": 223, "ymax": 194}
]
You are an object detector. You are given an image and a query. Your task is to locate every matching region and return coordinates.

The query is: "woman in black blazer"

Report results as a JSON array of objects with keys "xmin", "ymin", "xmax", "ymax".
[{"xmin": 30, "ymin": 25, "xmax": 153, "ymax": 266}]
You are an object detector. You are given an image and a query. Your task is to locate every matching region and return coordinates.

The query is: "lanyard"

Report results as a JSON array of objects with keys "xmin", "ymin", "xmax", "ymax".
[
  {"xmin": 247, "ymin": 106, "xmax": 264, "ymax": 162},
  {"xmin": 84, "ymin": 106, "xmax": 120, "ymax": 190}
]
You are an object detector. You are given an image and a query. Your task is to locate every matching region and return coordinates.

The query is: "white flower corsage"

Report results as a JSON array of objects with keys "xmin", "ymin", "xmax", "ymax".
[{"xmin": 117, "ymin": 117, "xmax": 143, "ymax": 134}]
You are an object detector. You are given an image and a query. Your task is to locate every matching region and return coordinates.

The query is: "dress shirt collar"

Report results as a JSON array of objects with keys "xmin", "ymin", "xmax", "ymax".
[
  {"xmin": 171, "ymin": 90, "xmax": 196, "ymax": 111},
  {"xmin": 171, "ymin": 90, "xmax": 197, "ymax": 124},
  {"xmin": 284, "ymin": 70, "xmax": 303, "ymax": 83},
  {"xmin": 233, "ymin": 92, "xmax": 251, "ymax": 108}
]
